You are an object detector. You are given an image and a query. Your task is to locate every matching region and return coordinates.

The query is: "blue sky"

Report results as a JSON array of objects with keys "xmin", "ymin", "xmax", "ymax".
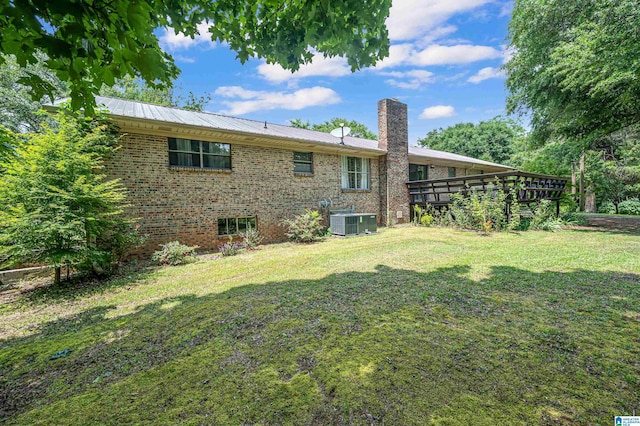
[{"xmin": 158, "ymin": 0, "xmax": 513, "ymax": 144}]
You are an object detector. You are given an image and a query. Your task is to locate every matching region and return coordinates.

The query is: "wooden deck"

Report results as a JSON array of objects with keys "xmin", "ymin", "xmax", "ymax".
[{"xmin": 407, "ymin": 171, "xmax": 569, "ymax": 212}]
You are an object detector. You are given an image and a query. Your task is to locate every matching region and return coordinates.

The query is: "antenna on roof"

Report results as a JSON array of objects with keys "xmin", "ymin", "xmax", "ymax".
[
  {"xmin": 264, "ymin": 121, "xmax": 268, "ymax": 129},
  {"xmin": 330, "ymin": 123, "xmax": 351, "ymax": 145}
]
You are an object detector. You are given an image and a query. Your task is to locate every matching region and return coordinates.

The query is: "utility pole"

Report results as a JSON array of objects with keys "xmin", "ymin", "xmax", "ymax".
[
  {"xmin": 579, "ymin": 153, "xmax": 585, "ymax": 212},
  {"xmin": 571, "ymin": 162, "xmax": 577, "ymax": 201}
]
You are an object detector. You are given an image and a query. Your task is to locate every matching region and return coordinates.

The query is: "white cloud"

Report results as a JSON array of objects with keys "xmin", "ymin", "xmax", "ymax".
[
  {"xmin": 420, "ymin": 105, "xmax": 456, "ymax": 119},
  {"xmin": 412, "ymin": 44, "xmax": 503, "ymax": 66},
  {"xmin": 387, "ymin": 0, "xmax": 492, "ymax": 41},
  {"xmin": 257, "ymin": 54, "xmax": 351, "ymax": 84},
  {"xmin": 416, "ymin": 25, "xmax": 459, "ymax": 47},
  {"xmin": 467, "ymin": 66, "xmax": 505, "ymax": 83},
  {"xmin": 174, "ymin": 55, "xmax": 196, "ymax": 64},
  {"xmin": 374, "ymin": 43, "xmax": 415, "ymax": 70},
  {"xmin": 159, "ymin": 21, "xmax": 216, "ymax": 50},
  {"xmin": 375, "ymin": 43, "xmax": 503, "ymax": 71},
  {"xmin": 382, "ymin": 70, "xmax": 435, "ymax": 89},
  {"xmin": 214, "ymin": 86, "xmax": 341, "ymax": 115}
]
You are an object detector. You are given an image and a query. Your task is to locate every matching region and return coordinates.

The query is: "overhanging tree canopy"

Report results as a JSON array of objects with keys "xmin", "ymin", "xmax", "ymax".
[
  {"xmin": 505, "ymin": 0, "xmax": 640, "ymax": 146},
  {"xmin": 0, "ymin": 0, "xmax": 391, "ymax": 114}
]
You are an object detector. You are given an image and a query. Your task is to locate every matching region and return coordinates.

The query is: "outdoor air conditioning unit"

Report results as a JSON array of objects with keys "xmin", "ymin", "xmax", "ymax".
[{"xmin": 330, "ymin": 213, "xmax": 377, "ymax": 236}]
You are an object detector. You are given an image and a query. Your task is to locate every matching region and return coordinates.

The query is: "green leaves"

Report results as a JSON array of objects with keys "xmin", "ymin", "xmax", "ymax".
[
  {"xmin": 0, "ymin": 112, "xmax": 139, "ymax": 275},
  {"xmin": 418, "ymin": 117, "xmax": 525, "ymax": 166},
  {"xmin": 506, "ymin": 0, "xmax": 640, "ymax": 145},
  {"xmin": 0, "ymin": 0, "xmax": 391, "ymax": 114},
  {"xmin": 290, "ymin": 117, "xmax": 377, "ymax": 140}
]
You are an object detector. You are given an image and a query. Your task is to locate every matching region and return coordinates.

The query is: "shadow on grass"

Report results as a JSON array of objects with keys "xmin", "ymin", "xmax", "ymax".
[
  {"xmin": 1, "ymin": 265, "xmax": 639, "ymax": 425},
  {"xmin": 17, "ymin": 264, "xmax": 158, "ymax": 306}
]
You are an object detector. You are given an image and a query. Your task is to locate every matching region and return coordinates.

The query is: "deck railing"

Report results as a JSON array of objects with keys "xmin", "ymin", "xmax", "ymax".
[{"xmin": 407, "ymin": 171, "xmax": 569, "ymax": 209}]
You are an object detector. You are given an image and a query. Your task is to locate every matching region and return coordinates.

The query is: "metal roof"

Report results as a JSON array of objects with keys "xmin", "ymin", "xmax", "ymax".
[
  {"xmin": 53, "ymin": 96, "xmax": 383, "ymax": 152},
  {"xmin": 408, "ymin": 146, "xmax": 512, "ymax": 169},
  {"xmin": 52, "ymin": 96, "xmax": 512, "ymax": 169}
]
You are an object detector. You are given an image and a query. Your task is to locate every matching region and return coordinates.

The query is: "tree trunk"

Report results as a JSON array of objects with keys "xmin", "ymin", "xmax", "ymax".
[{"xmin": 54, "ymin": 267, "xmax": 61, "ymax": 285}]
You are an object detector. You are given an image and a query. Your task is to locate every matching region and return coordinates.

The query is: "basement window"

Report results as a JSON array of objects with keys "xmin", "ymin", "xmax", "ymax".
[
  {"xmin": 293, "ymin": 152, "xmax": 313, "ymax": 174},
  {"xmin": 341, "ymin": 156, "xmax": 370, "ymax": 190},
  {"xmin": 448, "ymin": 167, "xmax": 456, "ymax": 178},
  {"xmin": 218, "ymin": 217, "xmax": 257, "ymax": 236},
  {"xmin": 168, "ymin": 138, "xmax": 231, "ymax": 170}
]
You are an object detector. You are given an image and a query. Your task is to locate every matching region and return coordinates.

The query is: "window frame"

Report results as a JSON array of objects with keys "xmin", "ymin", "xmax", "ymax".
[
  {"xmin": 341, "ymin": 156, "xmax": 370, "ymax": 190},
  {"xmin": 217, "ymin": 216, "xmax": 257, "ymax": 236},
  {"xmin": 409, "ymin": 163, "xmax": 429, "ymax": 181},
  {"xmin": 293, "ymin": 151, "xmax": 314, "ymax": 175},
  {"xmin": 168, "ymin": 137, "xmax": 231, "ymax": 171}
]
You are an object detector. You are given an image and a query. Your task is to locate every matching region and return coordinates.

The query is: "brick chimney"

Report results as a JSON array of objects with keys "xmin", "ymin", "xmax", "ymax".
[{"xmin": 378, "ymin": 98, "xmax": 410, "ymax": 225}]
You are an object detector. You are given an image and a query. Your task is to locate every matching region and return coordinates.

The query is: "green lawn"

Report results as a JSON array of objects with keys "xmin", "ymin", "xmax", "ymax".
[{"xmin": 1, "ymin": 227, "xmax": 639, "ymax": 425}]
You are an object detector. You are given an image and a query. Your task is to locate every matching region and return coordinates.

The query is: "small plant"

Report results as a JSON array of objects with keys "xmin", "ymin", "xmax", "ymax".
[
  {"xmin": 598, "ymin": 201, "xmax": 616, "ymax": 214},
  {"xmin": 152, "ymin": 241, "xmax": 198, "ymax": 265},
  {"xmin": 282, "ymin": 209, "xmax": 325, "ymax": 243},
  {"xmin": 219, "ymin": 236, "xmax": 243, "ymax": 257},
  {"xmin": 618, "ymin": 198, "xmax": 640, "ymax": 216},
  {"xmin": 420, "ymin": 214, "xmax": 433, "ymax": 227},
  {"xmin": 413, "ymin": 205, "xmax": 433, "ymax": 227},
  {"xmin": 239, "ymin": 224, "xmax": 263, "ymax": 250},
  {"xmin": 530, "ymin": 200, "xmax": 563, "ymax": 231},
  {"xmin": 560, "ymin": 211, "xmax": 587, "ymax": 226}
]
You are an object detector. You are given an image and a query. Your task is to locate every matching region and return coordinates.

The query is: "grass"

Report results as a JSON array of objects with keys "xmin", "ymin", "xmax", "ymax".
[{"xmin": 1, "ymin": 227, "xmax": 639, "ymax": 425}]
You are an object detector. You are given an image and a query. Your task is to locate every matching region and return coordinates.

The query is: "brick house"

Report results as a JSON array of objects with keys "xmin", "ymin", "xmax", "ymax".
[{"xmin": 71, "ymin": 96, "xmax": 511, "ymax": 253}]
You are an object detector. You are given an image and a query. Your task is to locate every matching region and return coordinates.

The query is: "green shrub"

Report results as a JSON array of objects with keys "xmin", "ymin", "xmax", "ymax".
[
  {"xmin": 598, "ymin": 201, "xmax": 616, "ymax": 214},
  {"xmin": 152, "ymin": 241, "xmax": 198, "ymax": 265},
  {"xmin": 239, "ymin": 225, "xmax": 263, "ymax": 250},
  {"xmin": 618, "ymin": 198, "xmax": 640, "ymax": 216},
  {"xmin": 530, "ymin": 200, "xmax": 563, "ymax": 231},
  {"xmin": 282, "ymin": 209, "xmax": 325, "ymax": 243},
  {"xmin": 413, "ymin": 205, "xmax": 433, "ymax": 227},
  {"xmin": 420, "ymin": 214, "xmax": 434, "ymax": 227},
  {"xmin": 560, "ymin": 212, "xmax": 587, "ymax": 226},
  {"xmin": 449, "ymin": 182, "xmax": 509, "ymax": 234},
  {"xmin": 218, "ymin": 236, "xmax": 243, "ymax": 257}
]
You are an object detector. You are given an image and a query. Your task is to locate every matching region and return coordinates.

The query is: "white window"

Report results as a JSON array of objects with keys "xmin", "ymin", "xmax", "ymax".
[{"xmin": 341, "ymin": 156, "xmax": 370, "ymax": 190}]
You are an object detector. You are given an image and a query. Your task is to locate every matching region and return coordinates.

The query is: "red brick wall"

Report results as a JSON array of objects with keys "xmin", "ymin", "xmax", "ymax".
[
  {"xmin": 378, "ymin": 99, "xmax": 411, "ymax": 225},
  {"xmin": 105, "ymin": 133, "xmax": 380, "ymax": 253}
]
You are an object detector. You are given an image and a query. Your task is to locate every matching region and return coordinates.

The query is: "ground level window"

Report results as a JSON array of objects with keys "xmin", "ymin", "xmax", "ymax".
[
  {"xmin": 218, "ymin": 217, "xmax": 257, "ymax": 236},
  {"xmin": 448, "ymin": 167, "xmax": 456, "ymax": 177},
  {"xmin": 294, "ymin": 152, "xmax": 313, "ymax": 174},
  {"xmin": 168, "ymin": 138, "xmax": 231, "ymax": 170},
  {"xmin": 341, "ymin": 156, "xmax": 370, "ymax": 190},
  {"xmin": 409, "ymin": 164, "xmax": 428, "ymax": 181}
]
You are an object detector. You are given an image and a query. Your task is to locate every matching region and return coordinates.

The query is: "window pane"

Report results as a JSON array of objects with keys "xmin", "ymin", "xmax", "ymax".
[
  {"xmin": 294, "ymin": 162, "xmax": 313, "ymax": 174},
  {"xmin": 169, "ymin": 152, "xmax": 200, "ymax": 167},
  {"xmin": 203, "ymin": 155, "xmax": 231, "ymax": 170},
  {"xmin": 203, "ymin": 142, "xmax": 230, "ymax": 155},
  {"xmin": 227, "ymin": 218, "xmax": 237, "ymax": 235},
  {"xmin": 448, "ymin": 167, "xmax": 456, "ymax": 177},
  {"xmin": 168, "ymin": 138, "xmax": 177, "ymax": 151},
  {"xmin": 294, "ymin": 152, "xmax": 312, "ymax": 162},
  {"xmin": 169, "ymin": 138, "xmax": 200, "ymax": 153},
  {"xmin": 419, "ymin": 165, "xmax": 428, "ymax": 180},
  {"xmin": 409, "ymin": 164, "xmax": 418, "ymax": 181},
  {"xmin": 218, "ymin": 218, "xmax": 228, "ymax": 235},
  {"xmin": 354, "ymin": 158, "xmax": 362, "ymax": 173},
  {"xmin": 238, "ymin": 217, "xmax": 247, "ymax": 233},
  {"xmin": 347, "ymin": 157, "xmax": 357, "ymax": 172},
  {"xmin": 348, "ymin": 172, "xmax": 356, "ymax": 189},
  {"xmin": 248, "ymin": 217, "xmax": 256, "ymax": 229}
]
